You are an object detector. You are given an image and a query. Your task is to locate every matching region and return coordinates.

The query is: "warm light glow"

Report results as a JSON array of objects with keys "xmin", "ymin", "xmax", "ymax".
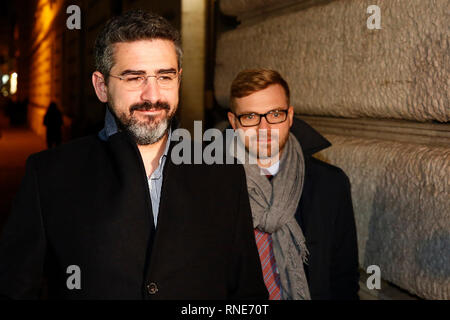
[
  {"xmin": 2, "ymin": 74, "xmax": 9, "ymax": 84},
  {"xmin": 27, "ymin": 0, "xmax": 64, "ymax": 138},
  {"xmin": 32, "ymin": 0, "xmax": 63, "ymax": 48},
  {"xmin": 10, "ymin": 72, "xmax": 17, "ymax": 94}
]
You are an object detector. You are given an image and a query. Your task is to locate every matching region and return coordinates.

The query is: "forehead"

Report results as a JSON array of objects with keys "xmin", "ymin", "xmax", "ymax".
[
  {"xmin": 233, "ymin": 84, "xmax": 288, "ymax": 114},
  {"xmin": 111, "ymin": 39, "xmax": 178, "ymax": 73}
]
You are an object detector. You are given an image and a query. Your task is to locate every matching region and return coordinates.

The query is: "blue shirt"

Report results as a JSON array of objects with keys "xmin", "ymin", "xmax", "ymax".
[
  {"xmin": 98, "ymin": 108, "xmax": 170, "ymax": 227},
  {"xmin": 147, "ymin": 129, "xmax": 171, "ymax": 227}
]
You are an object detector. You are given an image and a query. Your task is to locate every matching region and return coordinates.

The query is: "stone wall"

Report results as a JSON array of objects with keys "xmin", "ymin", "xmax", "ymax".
[
  {"xmin": 317, "ymin": 134, "xmax": 449, "ymax": 300},
  {"xmin": 215, "ymin": 0, "xmax": 449, "ymax": 299},
  {"xmin": 216, "ymin": 0, "xmax": 449, "ymax": 122}
]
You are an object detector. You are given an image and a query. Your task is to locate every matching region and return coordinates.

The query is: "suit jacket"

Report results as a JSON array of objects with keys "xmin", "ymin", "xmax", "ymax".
[
  {"xmin": 0, "ymin": 129, "xmax": 268, "ymax": 300},
  {"xmin": 291, "ymin": 118, "xmax": 360, "ymax": 299}
]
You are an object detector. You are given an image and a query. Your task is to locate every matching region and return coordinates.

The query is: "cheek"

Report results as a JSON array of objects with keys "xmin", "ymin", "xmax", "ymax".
[
  {"xmin": 109, "ymin": 88, "xmax": 138, "ymax": 112},
  {"xmin": 237, "ymin": 128, "xmax": 256, "ymax": 145},
  {"xmin": 271, "ymin": 125, "xmax": 290, "ymax": 143},
  {"xmin": 166, "ymin": 89, "xmax": 179, "ymax": 107},
  {"xmin": 280, "ymin": 127, "xmax": 291, "ymax": 146}
]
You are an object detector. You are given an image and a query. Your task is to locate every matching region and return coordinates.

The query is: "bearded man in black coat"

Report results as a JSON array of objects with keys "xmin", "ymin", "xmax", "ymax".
[{"xmin": 0, "ymin": 10, "xmax": 268, "ymax": 300}]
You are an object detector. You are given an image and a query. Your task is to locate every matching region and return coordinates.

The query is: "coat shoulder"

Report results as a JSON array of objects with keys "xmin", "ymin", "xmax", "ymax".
[
  {"xmin": 29, "ymin": 135, "xmax": 103, "ymax": 171},
  {"xmin": 307, "ymin": 156, "xmax": 350, "ymax": 182},
  {"xmin": 173, "ymin": 138, "xmax": 247, "ymax": 181}
]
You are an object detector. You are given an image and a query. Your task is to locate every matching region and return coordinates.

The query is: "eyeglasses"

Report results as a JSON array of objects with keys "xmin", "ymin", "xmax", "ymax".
[
  {"xmin": 235, "ymin": 109, "xmax": 289, "ymax": 127},
  {"xmin": 109, "ymin": 72, "xmax": 179, "ymax": 90}
]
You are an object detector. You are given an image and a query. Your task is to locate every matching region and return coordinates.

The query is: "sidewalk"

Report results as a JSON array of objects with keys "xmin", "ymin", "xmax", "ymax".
[{"xmin": 0, "ymin": 113, "xmax": 46, "ymax": 230}]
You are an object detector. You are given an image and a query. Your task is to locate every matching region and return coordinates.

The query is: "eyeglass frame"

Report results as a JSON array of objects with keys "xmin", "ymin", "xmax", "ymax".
[
  {"xmin": 233, "ymin": 108, "xmax": 289, "ymax": 127},
  {"xmin": 108, "ymin": 70, "xmax": 180, "ymax": 89}
]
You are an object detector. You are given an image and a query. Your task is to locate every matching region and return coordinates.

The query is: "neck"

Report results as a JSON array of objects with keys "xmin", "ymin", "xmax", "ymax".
[
  {"xmin": 257, "ymin": 157, "xmax": 279, "ymax": 168},
  {"xmin": 257, "ymin": 147, "xmax": 284, "ymax": 168},
  {"xmin": 137, "ymin": 132, "xmax": 169, "ymax": 177}
]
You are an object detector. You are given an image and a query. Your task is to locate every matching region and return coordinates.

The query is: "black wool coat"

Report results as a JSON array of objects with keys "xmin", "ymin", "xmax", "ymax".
[
  {"xmin": 290, "ymin": 118, "xmax": 360, "ymax": 299},
  {"xmin": 0, "ymin": 129, "xmax": 268, "ymax": 300}
]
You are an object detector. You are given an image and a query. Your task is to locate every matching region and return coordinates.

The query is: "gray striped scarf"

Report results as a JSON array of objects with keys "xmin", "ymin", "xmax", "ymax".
[{"xmin": 240, "ymin": 133, "xmax": 311, "ymax": 300}]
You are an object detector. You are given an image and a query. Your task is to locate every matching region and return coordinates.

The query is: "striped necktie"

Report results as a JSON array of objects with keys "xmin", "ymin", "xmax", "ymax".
[{"xmin": 254, "ymin": 228, "xmax": 282, "ymax": 300}]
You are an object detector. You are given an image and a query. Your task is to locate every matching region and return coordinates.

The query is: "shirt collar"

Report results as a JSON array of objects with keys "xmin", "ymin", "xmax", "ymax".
[
  {"xmin": 98, "ymin": 107, "xmax": 119, "ymax": 141},
  {"xmin": 259, "ymin": 160, "xmax": 280, "ymax": 176},
  {"xmin": 150, "ymin": 129, "xmax": 171, "ymax": 180},
  {"xmin": 265, "ymin": 160, "xmax": 280, "ymax": 175}
]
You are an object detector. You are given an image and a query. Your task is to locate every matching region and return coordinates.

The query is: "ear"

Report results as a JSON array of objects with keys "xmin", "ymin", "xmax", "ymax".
[
  {"xmin": 92, "ymin": 71, "xmax": 108, "ymax": 103},
  {"xmin": 177, "ymin": 68, "xmax": 183, "ymax": 88},
  {"xmin": 227, "ymin": 111, "xmax": 237, "ymax": 130},
  {"xmin": 287, "ymin": 106, "xmax": 294, "ymax": 128}
]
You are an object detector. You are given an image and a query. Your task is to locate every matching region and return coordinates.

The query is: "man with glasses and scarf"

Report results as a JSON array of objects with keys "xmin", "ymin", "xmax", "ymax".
[
  {"xmin": 0, "ymin": 10, "xmax": 267, "ymax": 300},
  {"xmin": 227, "ymin": 69, "xmax": 360, "ymax": 300}
]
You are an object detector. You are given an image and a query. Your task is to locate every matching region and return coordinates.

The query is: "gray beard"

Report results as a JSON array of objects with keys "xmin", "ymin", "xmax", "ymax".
[
  {"xmin": 117, "ymin": 111, "xmax": 172, "ymax": 145},
  {"xmin": 128, "ymin": 116, "xmax": 170, "ymax": 145}
]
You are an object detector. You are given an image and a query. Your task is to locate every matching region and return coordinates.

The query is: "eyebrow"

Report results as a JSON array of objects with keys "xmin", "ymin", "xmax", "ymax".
[
  {"xmin": 238, "ymin": 107, "xmax": 287, "ymax": 115},
  {"xmin": 119, "ymin": 70, "xmax": 146, "ymax": 76},
  {"xmin": 119, "ymin": 68, "xmax": 177, "ymax": 76},
  {"xmin": 157, "ymin": 68, "xmax": 177, "ymax": 74}
]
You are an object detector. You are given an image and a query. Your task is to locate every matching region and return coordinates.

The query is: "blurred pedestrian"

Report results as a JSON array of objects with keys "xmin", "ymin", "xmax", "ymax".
[{"xmin": 43, "ymin": 101, "xmax": 63, "ymax": 148}]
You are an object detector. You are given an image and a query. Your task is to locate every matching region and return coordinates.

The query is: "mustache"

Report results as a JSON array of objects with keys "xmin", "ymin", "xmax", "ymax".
[
  {"xmin": 129, "ymin": 101, "xmax": 170, "ymax": 113},
  {"xmin": 250, "ymin": 131, "xmax": 279, "ymax": 140}
]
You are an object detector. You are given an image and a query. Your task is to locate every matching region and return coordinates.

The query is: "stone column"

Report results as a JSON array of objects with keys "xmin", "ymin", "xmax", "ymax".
[{"xmin": 181, "ymin": 0, "xmax": 206, "ymax": 137}]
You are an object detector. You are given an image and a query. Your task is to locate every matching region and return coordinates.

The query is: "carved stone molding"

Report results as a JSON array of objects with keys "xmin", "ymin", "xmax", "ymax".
[
  {"xmin": 314, "ymin": 133, "xmax": 450, "ymax": 300},
  {"xmin": 220, "ymin": 0, "xmax": 333, "ymax": 26},
  {"xmin": 299, "ymin": 115, "xmax": 450, "ymax": 148}
]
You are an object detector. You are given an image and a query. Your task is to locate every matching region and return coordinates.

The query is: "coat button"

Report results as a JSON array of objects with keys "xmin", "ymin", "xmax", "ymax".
[{"xmin": 147, "ymin": 282, "xmax": 158, "ymax": 295}]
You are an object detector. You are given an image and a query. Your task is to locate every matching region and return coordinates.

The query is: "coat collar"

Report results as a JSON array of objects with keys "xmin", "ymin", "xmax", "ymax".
[
  {"xmin": 290, "ymin": 117, "xmax": 331, "ymax": 156},
  {"xmin": 98, "ymin": 106, "xmax": 180, "ymax": 142},
  {"xmin": 98, "ymin": 107, "xmax": 119, "ymax": 141}
]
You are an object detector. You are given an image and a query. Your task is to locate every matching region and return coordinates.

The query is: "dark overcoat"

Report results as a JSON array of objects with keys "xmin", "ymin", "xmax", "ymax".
[
  {"xmin": 291, "ymin": 118, "xmax": 360, "ymax": 299},
  {"xmin": 0, "ymin": 127, "xmax": 268, "ymax": 300}
]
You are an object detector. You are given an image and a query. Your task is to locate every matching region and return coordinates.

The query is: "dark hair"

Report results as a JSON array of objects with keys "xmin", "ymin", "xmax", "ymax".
[
  {"xmin": 94, "ymin": 9, "xmax": 182, "ymax": 81},
  {"xmin": 230, "ymin": 69, "xmax": 290, "ymax": 112}
]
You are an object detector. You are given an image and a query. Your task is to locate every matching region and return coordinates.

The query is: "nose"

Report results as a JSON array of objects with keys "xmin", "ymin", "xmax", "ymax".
[
  {"xmin": 140, "ymin": 77, "xmax": 162, "ymax": 103},
  {"xmin": 258, "ymin": 116, "xmax": 271, "ymax": 130},
  {"xmin": 257, "ymin": 116, "xmax": 271, "ymax": 139}
]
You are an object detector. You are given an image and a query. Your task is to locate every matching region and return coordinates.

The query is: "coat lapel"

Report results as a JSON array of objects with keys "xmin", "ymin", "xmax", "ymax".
[{"xmin": 106, "ymin": 131, "xmax": 156, "ymax": 283}]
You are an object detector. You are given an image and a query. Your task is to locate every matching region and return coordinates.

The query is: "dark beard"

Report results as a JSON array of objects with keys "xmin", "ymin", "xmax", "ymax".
[
  {"xmin": 129, "ymin": 101, "xmax": 170, "ymax": 114},
  {"xmin": 112, "ymin": 101, "xmax": 174, "ymax": 145}
]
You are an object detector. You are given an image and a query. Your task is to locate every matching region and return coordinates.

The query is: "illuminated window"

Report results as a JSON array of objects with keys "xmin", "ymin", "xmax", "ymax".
[{"xmin": 10, "ymin": 72, "xmax": 17, "ymax": 95}]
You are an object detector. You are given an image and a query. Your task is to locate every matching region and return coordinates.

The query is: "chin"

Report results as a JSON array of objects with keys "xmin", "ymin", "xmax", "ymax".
[{"xmin": 259, "ymin": 151, "xmax": 280, "ymax": 160}]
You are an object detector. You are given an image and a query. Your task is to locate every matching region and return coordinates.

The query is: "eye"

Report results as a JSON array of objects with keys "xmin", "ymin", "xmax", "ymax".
[
  {"xmin": 242, "ymin": 114, "xmax": 255, "ymax": 120},
  {"xmin": 269, "ymin": 110, "xmax": 283, "ymax": 118},
  {"xmin": 126, "ymin": 76, "xmax": 144, "ymax": 82},
  {"xmin": 158, "ymin": 75, "xmax": 173, "ymax": 82}
]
